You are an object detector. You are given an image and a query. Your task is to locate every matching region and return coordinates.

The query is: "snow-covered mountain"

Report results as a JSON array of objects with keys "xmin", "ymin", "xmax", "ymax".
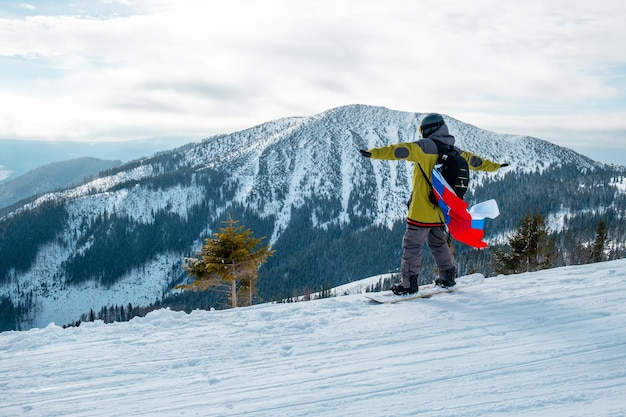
[
  {"xmin": 2, "ymin": 259, "xmax": 626, "ymax": 416},
  {"xmin": 1, "ymin": 105, "xmax": 625, "ymax": 330}
]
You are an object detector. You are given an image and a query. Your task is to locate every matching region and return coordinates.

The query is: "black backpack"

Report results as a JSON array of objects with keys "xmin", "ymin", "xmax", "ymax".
[{"xmin": 433, "ymin": 140, "xmax": 470, "ymax": 199}]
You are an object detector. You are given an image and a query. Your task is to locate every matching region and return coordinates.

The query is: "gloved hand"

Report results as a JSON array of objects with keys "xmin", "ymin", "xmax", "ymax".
[
  {"xmin": 500, "ymin": 163, "xmax": 509, "ymax": 168},
  {"xmin": 359, "ymin": 149, "xmax": 372, "ymax": 158}
]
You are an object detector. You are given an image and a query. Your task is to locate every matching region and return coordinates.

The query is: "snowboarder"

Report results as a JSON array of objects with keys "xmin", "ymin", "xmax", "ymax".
[{"xmin": 359, "ymin": 113, "xmax": 508, "ymax": 295}]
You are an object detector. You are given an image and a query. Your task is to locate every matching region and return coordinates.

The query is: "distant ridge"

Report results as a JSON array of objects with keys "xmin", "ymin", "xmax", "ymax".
[{"xmin": 0, "ymin": 157, "xmax": 122, "ymax": 211}]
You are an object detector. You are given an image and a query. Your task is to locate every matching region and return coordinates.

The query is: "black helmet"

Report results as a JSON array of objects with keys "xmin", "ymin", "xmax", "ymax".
[{"xmin": 419, "ymin": 113, "xmax": 445, "ymax": 138}]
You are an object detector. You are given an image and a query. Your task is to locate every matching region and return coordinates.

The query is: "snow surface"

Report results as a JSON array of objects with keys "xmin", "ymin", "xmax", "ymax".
[{"xmin": 2, "ymin": 259, "xmax": 626, "ymax": 417}]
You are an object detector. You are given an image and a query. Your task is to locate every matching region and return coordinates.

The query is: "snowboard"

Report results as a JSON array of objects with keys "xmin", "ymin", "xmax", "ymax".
[{"xmin": 364, "ymin": 273, "xmax": 485, "ymax": 304}]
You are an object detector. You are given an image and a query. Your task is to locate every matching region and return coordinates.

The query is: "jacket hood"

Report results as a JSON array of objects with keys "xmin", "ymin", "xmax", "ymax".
[{"xmin": 429, "ymin": 125, "xmax": 455, "ymax": 146}]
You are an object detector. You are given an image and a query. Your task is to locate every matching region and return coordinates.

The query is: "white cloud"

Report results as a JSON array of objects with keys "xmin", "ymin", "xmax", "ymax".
[{"xmin": 0, "ymin": 0, "xmax": 625, "ymax": 164}]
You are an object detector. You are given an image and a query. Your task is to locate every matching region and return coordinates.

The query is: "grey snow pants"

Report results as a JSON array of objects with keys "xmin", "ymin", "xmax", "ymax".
[{"xmin": 400, "ymin": 224, "xmax": 455, "ymax": 287}]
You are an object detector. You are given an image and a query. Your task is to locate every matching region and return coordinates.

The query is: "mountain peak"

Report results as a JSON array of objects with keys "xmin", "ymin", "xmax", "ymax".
[{"xmin": 1, "ymin": 106, "xmax": 622, "ymax": 330}]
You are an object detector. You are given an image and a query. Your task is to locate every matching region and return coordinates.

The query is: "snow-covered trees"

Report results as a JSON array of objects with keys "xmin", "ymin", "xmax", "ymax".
[{"xmin": 178, "ymin": 218, "xmax": 273, "ymax": 308}]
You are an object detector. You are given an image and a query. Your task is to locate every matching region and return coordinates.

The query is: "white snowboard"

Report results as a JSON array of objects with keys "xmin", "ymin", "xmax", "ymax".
[{"xmin": 364, "ymin": 273, "xmax": 485, "ymax": 304}]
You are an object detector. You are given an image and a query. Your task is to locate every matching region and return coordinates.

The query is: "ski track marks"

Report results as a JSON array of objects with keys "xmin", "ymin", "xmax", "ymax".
[{"xmin": 1, "ymin": 260, "xmax": 626, "ymax": 416}]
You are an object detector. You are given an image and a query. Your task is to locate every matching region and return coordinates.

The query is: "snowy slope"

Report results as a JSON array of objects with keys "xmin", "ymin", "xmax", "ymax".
[{"xmin": 2, "ymin": 259, "xmax": 625, "ymax": 417}]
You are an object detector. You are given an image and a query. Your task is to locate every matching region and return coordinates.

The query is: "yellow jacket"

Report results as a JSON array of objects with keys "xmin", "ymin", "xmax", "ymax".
[{"xmin": 366, "ymin": 126, "xmax": 502, "ymax": 226}]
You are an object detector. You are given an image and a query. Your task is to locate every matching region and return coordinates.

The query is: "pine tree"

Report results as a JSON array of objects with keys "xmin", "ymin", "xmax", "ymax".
[
  {"xmin": 178, "ymin": 217, "xmax": 273, "ymax": 308},
  {"xmin": 590, "ymin": 221, "xmax": 609, "ymax": 263},
  {"xmin": 493, "ymin": 211, "xmax": 557, "ymax": 274}
]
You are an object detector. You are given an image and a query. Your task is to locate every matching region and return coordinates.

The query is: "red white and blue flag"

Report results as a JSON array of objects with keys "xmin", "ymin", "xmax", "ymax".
[{"xmin": 431, "ymin": 169, "xmax": 500, "ymax": 248}]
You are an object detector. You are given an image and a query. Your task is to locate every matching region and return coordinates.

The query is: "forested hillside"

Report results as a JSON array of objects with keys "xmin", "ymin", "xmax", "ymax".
[
  {"xmin": 1, "ymin": 105, "xmax": 625, "ymax": 331},
  {"xmin": 0, "ymin": 157, "xmax": 122, "ymax": 212}
]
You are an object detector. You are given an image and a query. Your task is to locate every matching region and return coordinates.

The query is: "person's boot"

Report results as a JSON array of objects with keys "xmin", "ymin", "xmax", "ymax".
[
  {"xmin": 391, "ymin": 275, "xmax": 419, "ymax": 295},
  {"xmin": 435, "ymin": 267, "xmax": 457, "ymax": 288}
]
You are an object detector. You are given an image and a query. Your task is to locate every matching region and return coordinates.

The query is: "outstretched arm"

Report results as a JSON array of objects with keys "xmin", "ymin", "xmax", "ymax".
[
  {"xmin": 359, "ymin": 142, "xmax": 422, "ymax": 161},
  {"xmin": 462, "ymin": 151, "xmax": 507, "ymax": 172}
]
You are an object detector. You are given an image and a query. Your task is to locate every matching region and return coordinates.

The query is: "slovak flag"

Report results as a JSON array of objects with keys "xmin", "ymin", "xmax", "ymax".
[{"xmin": 431, "ymin": 168, "xmax": 500, "ymax": 248}]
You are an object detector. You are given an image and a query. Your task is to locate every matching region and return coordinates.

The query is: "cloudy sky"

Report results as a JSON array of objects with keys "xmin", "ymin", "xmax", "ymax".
[{"xmin": 1, "ymin": 0, "xmax": 625, "ymax": 165}]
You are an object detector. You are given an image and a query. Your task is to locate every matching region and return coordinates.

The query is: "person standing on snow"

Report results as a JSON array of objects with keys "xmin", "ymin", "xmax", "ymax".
[{"xmin": 359, "ymin": 113, "xmax": 508, "ymax": 295}]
